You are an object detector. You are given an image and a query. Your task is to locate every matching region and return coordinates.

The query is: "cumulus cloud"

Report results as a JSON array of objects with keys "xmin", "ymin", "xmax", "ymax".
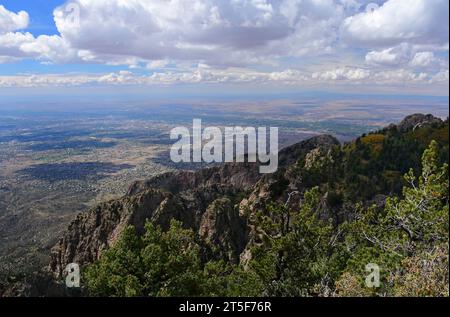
[
  {"xmin": 0, "ymin": 5, "xmax": 29, "ymax": 33},
  {"xmin": 312, "ymin": 67, "xmax": 370, "ymax": 81},
  {"xmin": 365, "ymin": 44, "xmax": 412, "ymax": 67},
  {"xmin": 1, "ymin": 65, "xmax": 444, "ymax": 88},
  {"xmin": 341, "ymin": 0, "xmax": 449, "ymax": 47},
  {"xmin": 19, "ymin": 35, "xmax": 77, "ymax": 63},
  {"xmin": 4, "ymin": 0, "xmax": 351, "ymax": 66},
  {"xmin": 0, "ymin": 0, "xmax": 448, "ymax": 92},
  {"xmin": 50, "ymin": 0, "xmax": 357, "ymax": 66},
  {"xmin": 0, "ymin": 6, "xmax": 32, "ymax": 62},
  {"xmin": 0, "ymin": 32, "xmax": 35, "ymax": 58},
  {"xmin": 410, "ymin": 52, "xmax": 441, "ymax": 68},
  {"xmin": 0, "ymin": 6, "xmax": 77, "ymax": 64},
  {"xmin": 53, "ymin": 0, "xmax": 287, "ymax": 64},
  {"xmin": 365, "ymin": 43, "xmax": 448, "ymax": 72}
]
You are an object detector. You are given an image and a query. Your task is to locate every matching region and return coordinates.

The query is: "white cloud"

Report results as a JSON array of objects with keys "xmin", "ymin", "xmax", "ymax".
[
  {"xmin": 2, "ymin": 65, "xmax": 446, "ymax": 88},
  {"xmin": 19, "ymin": 35, "xmax": 77, "ymax": 63},
  {"xmin": 50, "ymin": 0, "xmax": 355, "ymax": 66},
  {"xmin": 146, "ymin": 60, "xmax": 171, "ymax": 70},
  {"xmin": 366, "ymin": 43, "xmax": 448, "ymax": 71},
  {"xmin": 53, "ymin": 0, "xmax": 288, "ymax": 63},
  {"xmin": 0, "ymin": 5, "xmax": 29, "ymax": 33},
  {"xmin": 0, "ymin": 6, "xmax": 78, "ymax": 64},
  {"xmin": 0, "ymin": 32, "xmax": 35, "ymax": 58},
  {"xmin": 0, "ymin": 6, "xmax": 33, "ymax": 62},
  {"xmin": 0, "ymin": 0, "xmax": 448, "ymax": 93},
  {"xmin": 372, "ymin": 68, "xmax": 430, "ymax": 83},
  {"xmin": 365, "ymin": 44, "xmax": 412, "ymax": 67},
  {"xmin": 341, "ymin": 0, "xmax": 449, "ymax": 47},
  {"xmin": 312, "ymin": 67, "xmax": 370, "ymax": 81},
  {"xmin": 410, "ymin": 52, "xmax": 438, "ymax": 68}
]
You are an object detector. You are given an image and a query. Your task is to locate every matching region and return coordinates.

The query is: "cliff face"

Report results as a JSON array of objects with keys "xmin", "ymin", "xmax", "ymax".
[
  {"xmin": 49, "ymin": 134, "xmax": 340, "ymax": 277},
  {"xmin": 49, "ymin": 114, "xmax": 446, "ymax": 277}
]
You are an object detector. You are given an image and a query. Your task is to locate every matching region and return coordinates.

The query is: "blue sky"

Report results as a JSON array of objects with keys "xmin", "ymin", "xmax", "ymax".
[
  {"xmin": 0, "ymin": 0, "xmax": 122, "ymax": 75},
  {"xmin": 1, "ymin": 0, "xmax": 63, "ymax": 35},
  {"xmin": 0, "ymin": 0, "xmax": 448, "ymax": 96}
]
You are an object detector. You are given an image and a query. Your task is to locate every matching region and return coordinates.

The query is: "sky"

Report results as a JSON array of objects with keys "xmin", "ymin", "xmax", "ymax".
[{"xmin": 0, "ymin": 0, "xmax": 449, "ymax": 96}]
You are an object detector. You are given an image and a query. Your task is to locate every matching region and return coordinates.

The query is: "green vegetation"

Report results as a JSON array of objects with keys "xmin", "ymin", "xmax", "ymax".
[
  {"xmin": 336, "ymin": 140, "xmax": 449, "ymax": 296},
  {"xmin": 297, "ymin": 120, "xmax": 449, "ymax": 201},
  {"xmin": 85, "ymin": 220, "xmax": 227, "ymax": 297},
  {"xmin": 84, "ymin": 139, "xmax": 448, "ymax": 297}
]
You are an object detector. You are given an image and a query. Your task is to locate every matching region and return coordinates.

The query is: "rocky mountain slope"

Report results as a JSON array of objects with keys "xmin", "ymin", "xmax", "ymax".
[
  {"xmin": 50, "ymin": 134, "xmax": 340, "ymax": 277},
  {"xmin": 49, "ymin": 114, "xmax": 448, "ymax": 282}
]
